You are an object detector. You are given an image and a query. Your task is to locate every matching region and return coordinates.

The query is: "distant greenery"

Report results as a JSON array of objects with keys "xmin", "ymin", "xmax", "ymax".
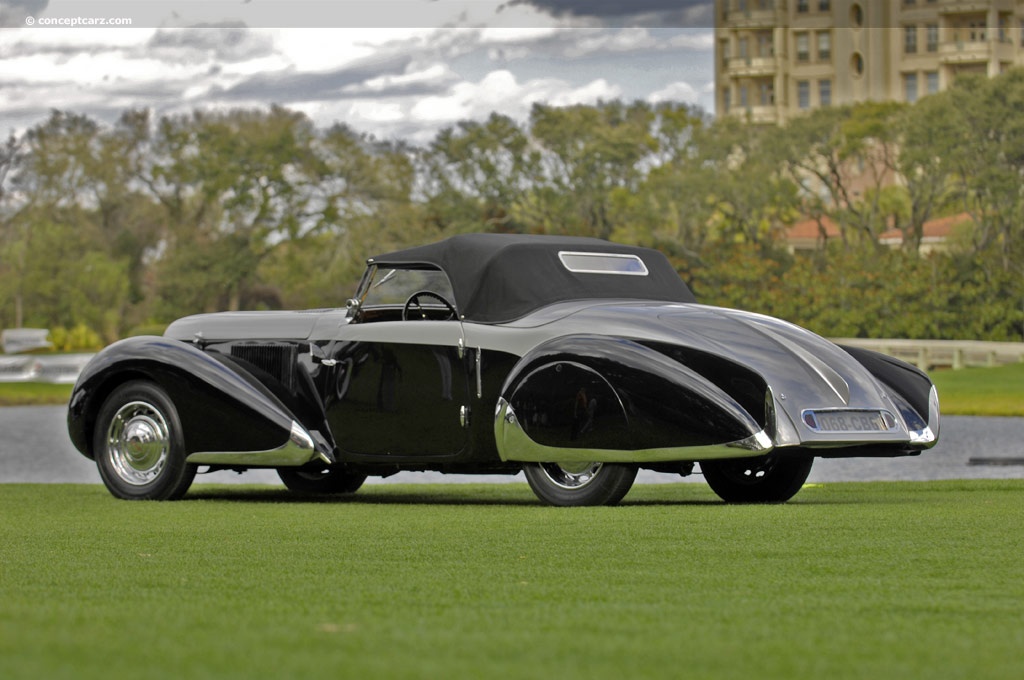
[
  {"xmin": 1, "ymin": 481, "xmax": 1021, "ymax": 680},
  {"xmin": 0, "ymin": 382, "xmax": 72, "ymax": 406},
  {"xmin": 3, "ymin": 70, "xmax": 1024, "ymax": 343},
  {"xmin": 930, "ymin": 363, "xmax": 1024, "ymax": 417}
]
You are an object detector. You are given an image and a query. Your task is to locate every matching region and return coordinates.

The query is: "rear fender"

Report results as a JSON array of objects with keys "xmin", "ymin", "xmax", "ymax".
[
  {"xmin": 67, "ymin": 336, "xmax": 331, "ymax": 465},
  {"xmin": 495, "ymin": 335, "xmax": 769, "ymax": 462},
  {"xmin": 840, "ymin": 345, "xmax": 940, "ymax": 446}
]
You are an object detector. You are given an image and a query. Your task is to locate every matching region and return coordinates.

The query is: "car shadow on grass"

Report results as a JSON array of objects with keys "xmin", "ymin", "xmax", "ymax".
[{"xmin": 181, "ymin": 485, "xmax": 849, "ymax": 507}]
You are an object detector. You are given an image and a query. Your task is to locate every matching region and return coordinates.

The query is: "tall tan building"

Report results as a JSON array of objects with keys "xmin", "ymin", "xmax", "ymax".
[{"xmin": 715, "ymin": 0, "xmax": 1024, "ymax": 123}]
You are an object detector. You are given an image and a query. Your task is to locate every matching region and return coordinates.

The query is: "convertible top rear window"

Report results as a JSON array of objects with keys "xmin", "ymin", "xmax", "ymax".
[{"xmin": 558, "ymin": 251, "xmax": 649, "ymax": 276}]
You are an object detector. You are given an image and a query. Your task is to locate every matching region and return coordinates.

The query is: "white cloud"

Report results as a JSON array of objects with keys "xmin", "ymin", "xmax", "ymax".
[
  {"xmin": 345, "ymin": 101, "xmax": 406, "ymax": 123},
  {"xmin": 549, "ymin": 78, "xmax": 621, "ymax": 106},
  {"xmin": 564, "ymin": 27, "xmax": 659, "ymax": 57},
  {"xmin": 0, "ymin": 20, "xmax": 715, "ymax": 141},
  {"xmin": 352, "ymin": 63, "xmax": 456, "ymax": 95},
  {"xmin": 669, "ymin": 31, "xmax": 715, "ymax": 50},
  {"xmin": 647, "ymin": 81, "xmax": 700, "ymax": 105}
]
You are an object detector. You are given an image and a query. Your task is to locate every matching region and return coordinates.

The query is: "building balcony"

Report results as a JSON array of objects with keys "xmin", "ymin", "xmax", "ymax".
[
  {"xmin": 935, "ymin": 0, "xmax": 1012, "ymax": 14},
  {"xmin": 725, "ymin": 56, "xmax": 779, "ymax": 78},
  {"xmin": 938, "ymin": 40, "xmax": 1014, "ymax": 64},
  {"xmin": 734, "ymin": 105, "xmax": 780, "ymax": 125},
  {"xmin": 723, "ymin": 8, "xmax": 781, "ymax": 29}
]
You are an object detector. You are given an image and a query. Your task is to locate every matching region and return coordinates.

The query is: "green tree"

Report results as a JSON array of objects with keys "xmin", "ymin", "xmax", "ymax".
[
  {"xmin": 143, "ymin": 107, "xmax": 324, "ymax": 315},
  {"xmin": 778, "ymin": 102, "xmax": 905, "ymax": 248},
  {"xmin": 526, "ymin": 101, "xmax": 657, "ymax": 238},
  {"xmin": 420, "ymin": 113, "xmax": 534, "ymax": 234},
  {"xmin": 0, "ymin": 112, "xmax": 137, "ymax": 339},
  {"xmin": 608, "ymin": 102, "xmax": 711, "ymax": 258}
]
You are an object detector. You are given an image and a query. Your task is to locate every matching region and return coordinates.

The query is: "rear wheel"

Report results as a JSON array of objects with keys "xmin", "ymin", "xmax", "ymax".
[
  {"xmin": 523, "ymin": 462, "xmax": 636, "ymax": 506},
  {"xmin": 94, "ymin": 381, "xmax": 196, "ymax": 500},
  {"xmin": 278, "ymin": 467, "xmax": 366, "ymax": 495},
  {"xmin": 701, "ymin": 454, "xmax": 813, "ymax": 504}
]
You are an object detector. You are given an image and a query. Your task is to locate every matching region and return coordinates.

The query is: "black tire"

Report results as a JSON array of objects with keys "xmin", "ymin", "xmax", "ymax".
[
  {"xmin": 93, "ymin": 380, "xmax": 196, "ymax": 501},
  {"xmin": 277, "ymin": 467, "xmax": 367, "ymax": 495},
  {"xmin": 701, "ymin": 454, "xmax": 813, "ymax": 504},
  {"xmin": 523, "ymin": 462, "xmax": 637, "ymax": 507}
]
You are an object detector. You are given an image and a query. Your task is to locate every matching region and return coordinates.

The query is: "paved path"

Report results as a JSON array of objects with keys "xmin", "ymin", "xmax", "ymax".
[{"xmin": 2, "ymin": 406, "xmax": 1021, "ymax": 486}]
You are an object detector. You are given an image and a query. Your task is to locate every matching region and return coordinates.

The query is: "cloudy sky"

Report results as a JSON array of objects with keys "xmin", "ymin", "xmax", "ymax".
[{"xmin": 0, "ymin": 0, "xmax": 717, "ymax": 144}]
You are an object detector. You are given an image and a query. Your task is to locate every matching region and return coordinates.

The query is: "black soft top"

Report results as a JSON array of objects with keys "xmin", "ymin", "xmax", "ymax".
[{"xmin": 367, "ymin": 233, "xmax": 695, "ymax": 323}]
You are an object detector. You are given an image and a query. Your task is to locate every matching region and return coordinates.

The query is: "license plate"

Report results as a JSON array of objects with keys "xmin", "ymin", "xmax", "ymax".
[{"xmin": 802, "ymin": 410, "xmax": 895, "ymax": 433}]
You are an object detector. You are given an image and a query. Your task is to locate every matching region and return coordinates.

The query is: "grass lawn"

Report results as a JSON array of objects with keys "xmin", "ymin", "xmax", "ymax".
[
  {"xmin": 1, "ymin": 481, "xmax": 1022, "ymax": 679},
  {"xmin": 0, "ymin": 381, "xmax": 72, "ymax": 406},
  {"xmin": 930, "ymin": 362, "xmax": 1024, "ymax": 417}
]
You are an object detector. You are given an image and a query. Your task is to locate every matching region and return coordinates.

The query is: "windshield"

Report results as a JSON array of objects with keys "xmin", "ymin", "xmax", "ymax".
[{"xmin": 360, "ymin": 266, "xmax": 456, "ymax": 308}]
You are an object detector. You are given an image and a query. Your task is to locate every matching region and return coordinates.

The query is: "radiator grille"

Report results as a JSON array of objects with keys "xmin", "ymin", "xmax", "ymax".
[{"xmin": 230, "ymin": 343, "xmax": 298, "ymax": 390}]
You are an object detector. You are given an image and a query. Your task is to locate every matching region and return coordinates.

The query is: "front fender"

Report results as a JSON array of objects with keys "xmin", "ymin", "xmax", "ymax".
[
  {"xmin": 495, "ymin": 335, "xmax": 771, "ymax": 462},
  {"xmin": 67, "ymin": 336, "xmax": 325, "ymax": 463}
]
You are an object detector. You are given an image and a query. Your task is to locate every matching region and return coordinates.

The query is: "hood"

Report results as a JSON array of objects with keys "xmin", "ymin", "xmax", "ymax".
[{"xmin": 164, "ymin": 310, "xmax": 338, "ymax": 343}]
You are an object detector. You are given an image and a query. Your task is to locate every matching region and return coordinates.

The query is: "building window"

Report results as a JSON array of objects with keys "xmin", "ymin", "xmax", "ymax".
[
  {"xmin": 817, "ymin": 31, "xmax": 831, "ymax": 61},
  {"xmin": 739, "ymin": 84, "xmax": 749, "ymax": 109},
  {"xmin": 758, "ymin": 80, "xmax": 774, "ymax": 106},
  {"xmin": 796, "ymin": 33, "xmax": 810, "ymax": 62},
  {"xmin": 851, "ymin": 52, "xmax": 865, "ymax": 77},
  {"xmin": 798, "ymin": 80, "xmax": 810, "ymax": 109},
  {"xmin": 818, "ymin": 0, "xmax": 830, "ymax": 11},
  {"xmin": 756, "ymin": 31, "xmax": 773, "ymax": 58},
  {"xmin": 904, "ymin": 25, "xmax": 918, "ymax": 54},
  {"xmin": 927, "ymin": 71, "xmax": 939, "ymax": 95},
  {"xmin": 969, "ymin": 20, "xmax": 986, "ymax": 43},
  {"xmin": 739, "ymin": 36, "xmax": 749, "ymax": 60},
  {"xmin": 926, "ymin": 25, "xmax": 938, "ymax": 52},
  {"xmin": 797, "ymin": 0, "xmax": 809, "ymax": 12},
  {"xmin": 819, "ymin": 79, "xmax": 832, "ymax": 107},
  {"xmin": 851, "ymin": 3, "xmax": 863, "ymax": 28},
  {"xmin": 905, "ymin": 73, "xmax": 919, "ymax": 103},
  {"xmin": 722, "ymin": 87, "xmax": 731, "ymax": 114}
]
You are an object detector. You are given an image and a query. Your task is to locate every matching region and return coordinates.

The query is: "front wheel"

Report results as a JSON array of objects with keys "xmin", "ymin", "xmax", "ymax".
[
  {"xmin": 523, "ymin": 462, "xmax": 637, "ymax": 506},
  {"xmin": 278, "ymin": 467, "xmax": 366, "ymax": 495},
  {"xmin": 701, "ymin": 454, "xmax": 813, "ymax": 504},
  {"xmin": 93, "ymin": 381, "xmax": 196, "ymax": 500}
]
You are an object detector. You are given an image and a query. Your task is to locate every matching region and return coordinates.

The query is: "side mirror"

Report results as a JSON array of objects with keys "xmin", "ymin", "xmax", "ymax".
[{"xmin": 345, "ymin": 298, "xmax": 360, "ymax": 319}]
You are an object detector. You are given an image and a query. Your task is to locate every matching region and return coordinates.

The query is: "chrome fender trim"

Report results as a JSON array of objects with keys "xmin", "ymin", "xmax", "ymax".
[
  {"xmin": 909, "ymin": 385, "xmax": 940, "ymax": 447},
  {"xmin": 493, "ymin": 398, "xmax": 773, "ymax": 464},
  {"xmin": 186, "ymin": 421, "xmax": 332, "ymax": 467}
]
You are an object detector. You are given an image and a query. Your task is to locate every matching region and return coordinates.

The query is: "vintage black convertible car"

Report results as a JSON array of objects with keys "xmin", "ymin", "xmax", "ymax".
[{"xmin": 68, "ymin": 234, "xmax": 939, "ymax": 505}]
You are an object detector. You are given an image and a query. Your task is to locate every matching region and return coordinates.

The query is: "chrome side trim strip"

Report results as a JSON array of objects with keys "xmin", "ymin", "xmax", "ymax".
[
  {"xmin": 186, "ymin": 421, "xmax": 330, "ymax": 467},
  {"xmin": 493, "ymin": 398, "xmax": 774, "ymax": 464}
]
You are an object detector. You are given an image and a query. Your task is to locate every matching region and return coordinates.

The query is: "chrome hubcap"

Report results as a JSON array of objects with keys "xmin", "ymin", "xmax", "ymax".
[
  {"xmin": 106, "ymin": 401, "xmax": 170, "ymax": 486},
  {"xmin": 539, "ymin": 462, "xmax": 603, "ymax": 490}
]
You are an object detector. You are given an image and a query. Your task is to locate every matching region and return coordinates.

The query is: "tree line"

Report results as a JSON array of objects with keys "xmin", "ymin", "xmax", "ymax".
[{"xmin": 1, "ymin": 69, "xmax": 1023, "ymax": 348}]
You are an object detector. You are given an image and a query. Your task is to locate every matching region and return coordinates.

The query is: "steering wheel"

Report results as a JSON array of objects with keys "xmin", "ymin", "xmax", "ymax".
[{"xmin": 402, "ymin": 290, "xmax": 457, "ymax": 321}]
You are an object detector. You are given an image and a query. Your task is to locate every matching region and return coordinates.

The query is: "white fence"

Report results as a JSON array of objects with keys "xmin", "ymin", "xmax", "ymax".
[
  {"xmin": 833, "ymin": 338, "xmax": 1024, "ymax": 371},
  {"xmin": 0, "ymin": 354, "xmax": 95, "ymax": 384}
]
